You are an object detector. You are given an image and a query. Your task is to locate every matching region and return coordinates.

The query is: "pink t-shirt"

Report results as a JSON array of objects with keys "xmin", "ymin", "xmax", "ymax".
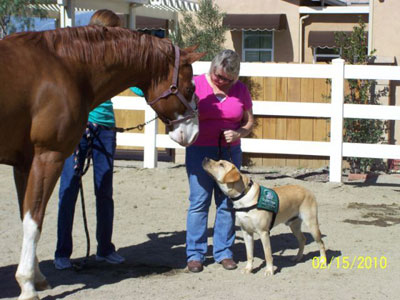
[{"xmin": 193, "ymin": 74, "xmax": 253, "ymax": 147}]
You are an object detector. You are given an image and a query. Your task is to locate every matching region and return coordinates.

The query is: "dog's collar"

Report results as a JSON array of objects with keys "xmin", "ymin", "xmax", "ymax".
[{"xmin": 230, "ymin": 179, "xmax": 253, "ymax": 201}]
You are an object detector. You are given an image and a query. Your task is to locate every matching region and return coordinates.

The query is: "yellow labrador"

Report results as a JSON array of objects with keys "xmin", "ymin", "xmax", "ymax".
[{"xmin": 202, "ymin": 158, "xmax": 327, "ymax": 276}]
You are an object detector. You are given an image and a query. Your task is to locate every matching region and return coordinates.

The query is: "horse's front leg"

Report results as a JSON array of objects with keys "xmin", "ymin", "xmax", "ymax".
[
  {"xmin": 14, "ymin": 167, "xmax": 51, "ymax": 293},
  {"xmin": 16, "ymin": 150, "xmax": 64, "ymax": 300}
]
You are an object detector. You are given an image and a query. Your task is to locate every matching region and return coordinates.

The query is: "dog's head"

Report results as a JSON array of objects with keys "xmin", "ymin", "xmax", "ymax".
[{"xmin": 202, "ymin": 158, "xmax": 247, "ymax": 198}]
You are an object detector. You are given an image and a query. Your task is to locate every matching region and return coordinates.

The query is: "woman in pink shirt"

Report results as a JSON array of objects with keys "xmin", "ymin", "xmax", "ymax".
[{"xmin": 185, "ymin": 50, "xmax": 254, "ymax": 273}]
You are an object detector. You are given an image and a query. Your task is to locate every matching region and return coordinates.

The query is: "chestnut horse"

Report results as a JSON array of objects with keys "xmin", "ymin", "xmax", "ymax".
[{"xmin": 0, "ymin": 25, "xmax": 204, "ymax": 300}]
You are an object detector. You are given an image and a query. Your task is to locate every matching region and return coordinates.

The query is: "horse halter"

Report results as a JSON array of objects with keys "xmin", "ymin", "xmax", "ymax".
[{"xmin": 147, "ymin": 45, "xmax": 198, "ymax": 126}]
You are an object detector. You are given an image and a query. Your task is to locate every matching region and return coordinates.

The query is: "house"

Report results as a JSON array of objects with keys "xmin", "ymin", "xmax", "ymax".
[
  {"xmin": 218, "ymin": 0, "xmax": 368, "ymax": 64},
  {"xmin": 217, "ymin": 0, "xmax": 400, "ymax": 162},
  {"xmin": 35, "ymin": 0, "xmax": 400, "ymax": 91}
]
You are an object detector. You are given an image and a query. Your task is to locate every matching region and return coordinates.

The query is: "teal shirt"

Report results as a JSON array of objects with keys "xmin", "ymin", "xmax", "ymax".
[
  {"xmin": 88, "ymin": 100, "xmax": 115, "ymax": 127},
  {"xmin": 130, "ymin": 87, "xmax": 144, "ymax": 97}
]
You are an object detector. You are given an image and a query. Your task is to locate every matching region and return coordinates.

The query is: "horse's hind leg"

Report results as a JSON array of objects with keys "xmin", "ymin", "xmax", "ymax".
[
  {"xmin": 15, "ymin": 151, "xmax": 64, "ymax": 300},
  {"xmin": 34, "ymin": 256, "xmax": 51, "ymax": 291}
]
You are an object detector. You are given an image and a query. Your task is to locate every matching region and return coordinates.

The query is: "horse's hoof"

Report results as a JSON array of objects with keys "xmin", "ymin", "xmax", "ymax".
[{"xmin": 35, "ymin": 279, "xmax": 51, "ymax": 291}]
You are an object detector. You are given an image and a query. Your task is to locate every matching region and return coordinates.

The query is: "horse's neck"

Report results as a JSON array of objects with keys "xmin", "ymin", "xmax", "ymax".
[
  {"xmin": 57, "ymin": 28, "xmax": 169, "ymax": 108},
  {"xmin": 88, "ymin": 68, "xmax": 143, "ymax": 109},
  {"xmin": 81, "ymin": 56, "xmax": 149, "ymax": 109}
]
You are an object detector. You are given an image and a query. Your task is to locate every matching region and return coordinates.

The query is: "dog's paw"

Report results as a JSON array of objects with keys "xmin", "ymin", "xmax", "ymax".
[
  {"xmin": 264, "ymin": 267, "xmax": 275, "ymax": 276},
  {"xmin": 319, "ymin": 256, "xmax": 327, "ymax": 266},
  {"xmin": 241, "ymin": 267, "xmax": 252, "ymax": 275},
  {"xmin": 264, "ymin": 269, "xmax": 274, "ymax": 276}
]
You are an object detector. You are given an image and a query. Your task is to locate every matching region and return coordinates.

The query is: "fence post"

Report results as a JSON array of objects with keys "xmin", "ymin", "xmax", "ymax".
[
  {"xmin": 143, "ymin": 105, "xmax": 158, "ymax": 168},
  {"xmin": 330, "ymin": 59, "xmax": 345, "ymax": 182}
]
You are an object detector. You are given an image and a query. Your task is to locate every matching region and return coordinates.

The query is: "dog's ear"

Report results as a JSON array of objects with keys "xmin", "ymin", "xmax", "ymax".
[{"xmin": 223, "ymin": 167, "xmax": 241, "ymax": 183}]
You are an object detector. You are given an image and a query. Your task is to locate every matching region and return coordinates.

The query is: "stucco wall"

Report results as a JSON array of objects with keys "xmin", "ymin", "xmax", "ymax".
[
  {"xmin": 371, "ymin": 0, "xmax": 400, "ymax": 61},
  {"xmin": 303, "ymin": 14, "xmax": 368, "ymax": 63},
  {"xmin": 215, "ymin": 0, "xmax": 300, "ymax": 62},
  {"xmin": 372, "ymin": 0, "xmax": 400, "ymax": 145}
]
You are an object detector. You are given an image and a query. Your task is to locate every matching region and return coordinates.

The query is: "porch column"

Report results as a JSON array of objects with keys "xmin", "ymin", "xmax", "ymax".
[
  {"xmin": 58, "ymin": 0, "xmax": 75, "ymax": 28},
  {"xmin": 168, "ymin": 11, "xmax": 178, "ymax": 39},
  {"xmin": 128, "ymin": 4, "xmax": 137, "ymax": 30}
]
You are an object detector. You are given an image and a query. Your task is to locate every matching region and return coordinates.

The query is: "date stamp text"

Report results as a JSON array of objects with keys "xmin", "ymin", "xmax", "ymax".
[{"xmin": 312, "ymin": 256, "xmax": 387, "ymax": 270}]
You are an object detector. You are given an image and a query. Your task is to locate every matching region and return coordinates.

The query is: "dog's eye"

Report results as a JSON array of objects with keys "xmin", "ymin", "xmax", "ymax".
[{"xmin": 219, "ymin": 163, "xmax": 224, "ymax": 167}]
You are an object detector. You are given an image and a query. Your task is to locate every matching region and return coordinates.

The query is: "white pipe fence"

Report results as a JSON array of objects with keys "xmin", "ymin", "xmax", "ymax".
[{"xmin": 112, "ymin": 59, "xmax": 400, "ymax": 182}]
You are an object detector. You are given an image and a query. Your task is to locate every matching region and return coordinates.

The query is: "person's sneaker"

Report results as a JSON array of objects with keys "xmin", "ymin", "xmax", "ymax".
[
  {"xmin": 96, "ymin": 252, "xmax": 125, "ymax": 264},
  {"xmin": 54, "ymin": 257, "xmax": 72, "ymax": 270}
]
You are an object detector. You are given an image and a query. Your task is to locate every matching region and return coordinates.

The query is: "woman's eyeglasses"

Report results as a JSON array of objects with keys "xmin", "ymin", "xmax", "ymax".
[{"xmin": 213, "ymin": 72, "xmax": 234, "ymax": 83}]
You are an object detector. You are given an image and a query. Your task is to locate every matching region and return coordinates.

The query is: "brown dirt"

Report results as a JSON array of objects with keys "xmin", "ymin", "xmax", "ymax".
[{"xmin": 0, "ymin": 161, "xmax": 399, "ymax": 300}]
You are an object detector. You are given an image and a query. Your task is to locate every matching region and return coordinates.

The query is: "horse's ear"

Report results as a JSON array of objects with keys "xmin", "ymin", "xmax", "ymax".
[
  {"xmin": 183, "ymin": 45, "xmax": 199, "ymax": 53},
  {"xmin": 185, "ymin": 51, "xmax": 207, "ymax": 64}
]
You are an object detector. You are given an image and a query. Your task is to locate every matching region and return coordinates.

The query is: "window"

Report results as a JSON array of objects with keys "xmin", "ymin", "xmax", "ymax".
[
  {"xmin": 138, "ymin": 29, "xmax": 165, "ymax": 38},
  {"xmin": 242, "ymin": 31, "xmax": 273, "ymax": 62},
  {"xmin": 313, "ymin": 47, "xmax": 341, "ymax": 63}
]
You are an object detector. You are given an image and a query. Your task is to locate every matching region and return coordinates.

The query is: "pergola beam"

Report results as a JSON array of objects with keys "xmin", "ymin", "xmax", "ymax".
[
  {"xmin": 135, "ymin": 5, "xmax": 175, "ymax": 20},
  {"xmin": 36, "ymin": 0, "xmax": 197, "ymax": 29}
]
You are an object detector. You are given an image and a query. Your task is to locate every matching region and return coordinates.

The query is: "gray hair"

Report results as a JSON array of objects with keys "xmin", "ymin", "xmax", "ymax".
[{"xmin": 209, "ymin": 49, "xmax": 241, "ymax": 79}]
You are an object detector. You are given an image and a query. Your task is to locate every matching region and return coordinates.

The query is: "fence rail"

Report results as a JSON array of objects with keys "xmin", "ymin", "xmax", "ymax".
[{"xmin": 112, "ymin": 59, "xmax": 400, "ymax": 182}]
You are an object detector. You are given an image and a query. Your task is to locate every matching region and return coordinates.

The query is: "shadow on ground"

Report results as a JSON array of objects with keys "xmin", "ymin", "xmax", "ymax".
[
  {"xmin": 232, "ymin": 230, "xmax": 340, "ymax": 275},
  {"xmin": 0, "ymin": 230, "xmax": 339, "ymax": 299}
]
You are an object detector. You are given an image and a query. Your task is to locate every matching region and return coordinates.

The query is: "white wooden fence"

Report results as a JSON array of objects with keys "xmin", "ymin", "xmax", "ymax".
[{"xmin": 112, "ymin": 59, "xmax": 400, "ymax": 183}]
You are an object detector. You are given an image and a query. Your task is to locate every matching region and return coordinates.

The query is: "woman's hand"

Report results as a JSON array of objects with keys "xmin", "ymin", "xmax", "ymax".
[
  {"xmin": 223, "ymin": 129, "xmax": 241, "ymax": 143},
  {"xmin": 223, "ymin": 109, "xmax": 254, "ymax": 143}
]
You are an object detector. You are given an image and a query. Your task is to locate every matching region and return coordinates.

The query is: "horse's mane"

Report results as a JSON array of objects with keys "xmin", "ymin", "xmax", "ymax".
[{"xmin": 6, "ymin": 26, "xmax": 173, "ymax": 83}]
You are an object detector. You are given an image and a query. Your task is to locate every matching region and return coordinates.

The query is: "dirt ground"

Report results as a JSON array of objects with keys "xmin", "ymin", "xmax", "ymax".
[{"xmin": 0, "ymin": 161, "xmax": 399, "ymax": 300}]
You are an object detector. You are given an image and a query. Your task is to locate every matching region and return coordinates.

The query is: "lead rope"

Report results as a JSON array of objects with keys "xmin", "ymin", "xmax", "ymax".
[
  {"xmin": 112, "ymin": 115, "xmax": 159, "ymax": 132},
  {"xmin": 73, "ymin": 117, "xmax": 158, "ymax": 271},
  {"xmin": 216, "ymin": 131, "xmax": 233, "ymax": 199},
  {"xmin": 217, "ymin": 130, "xmax": 232, "ymax": 162},
  {"xmin": 73, "ymin": 123, "xmax": 95, "ymax": 270}
]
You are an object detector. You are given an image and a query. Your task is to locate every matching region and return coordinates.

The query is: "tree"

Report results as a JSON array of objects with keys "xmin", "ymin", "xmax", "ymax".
[
  {"xmin": 172, "ymin": 0, "xmax": 227, "ymax": 61},
  {"xmin": 334, "ymin": 19, "xmax": 388, "ymax": 173},
  {"xmin": 0, "ymin": 0, "xmax": 50, "ymax": 38}
]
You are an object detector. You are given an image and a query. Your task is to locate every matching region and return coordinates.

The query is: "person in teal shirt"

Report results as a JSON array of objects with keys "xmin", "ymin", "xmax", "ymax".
[
  {"xmin": 130, "ymin": 86, "xmax": 145, "ymax": 97},
  {"xmin": 54, "ymin": 9, "xmax": 143, "ymax": 270}
]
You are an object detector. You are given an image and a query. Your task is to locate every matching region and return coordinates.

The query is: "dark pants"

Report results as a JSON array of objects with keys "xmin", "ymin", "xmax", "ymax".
[{"xmin": 55, "ymin": 123, "xmax": 116, "ymax": 258}]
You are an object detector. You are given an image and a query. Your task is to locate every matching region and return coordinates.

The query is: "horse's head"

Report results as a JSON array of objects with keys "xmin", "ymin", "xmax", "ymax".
[{"xmin": 146, "ymin": 45, "xmax": 205, "ymax": 147}]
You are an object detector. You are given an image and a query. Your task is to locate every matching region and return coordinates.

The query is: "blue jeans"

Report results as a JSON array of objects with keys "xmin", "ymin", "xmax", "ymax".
[
  {"xmin": 185, "ymin": 144, "xmax": 242, "ymax": 263},
  {"xmin": 55, "ymin": 123, "xmax": 116, "ymax": 258}
]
